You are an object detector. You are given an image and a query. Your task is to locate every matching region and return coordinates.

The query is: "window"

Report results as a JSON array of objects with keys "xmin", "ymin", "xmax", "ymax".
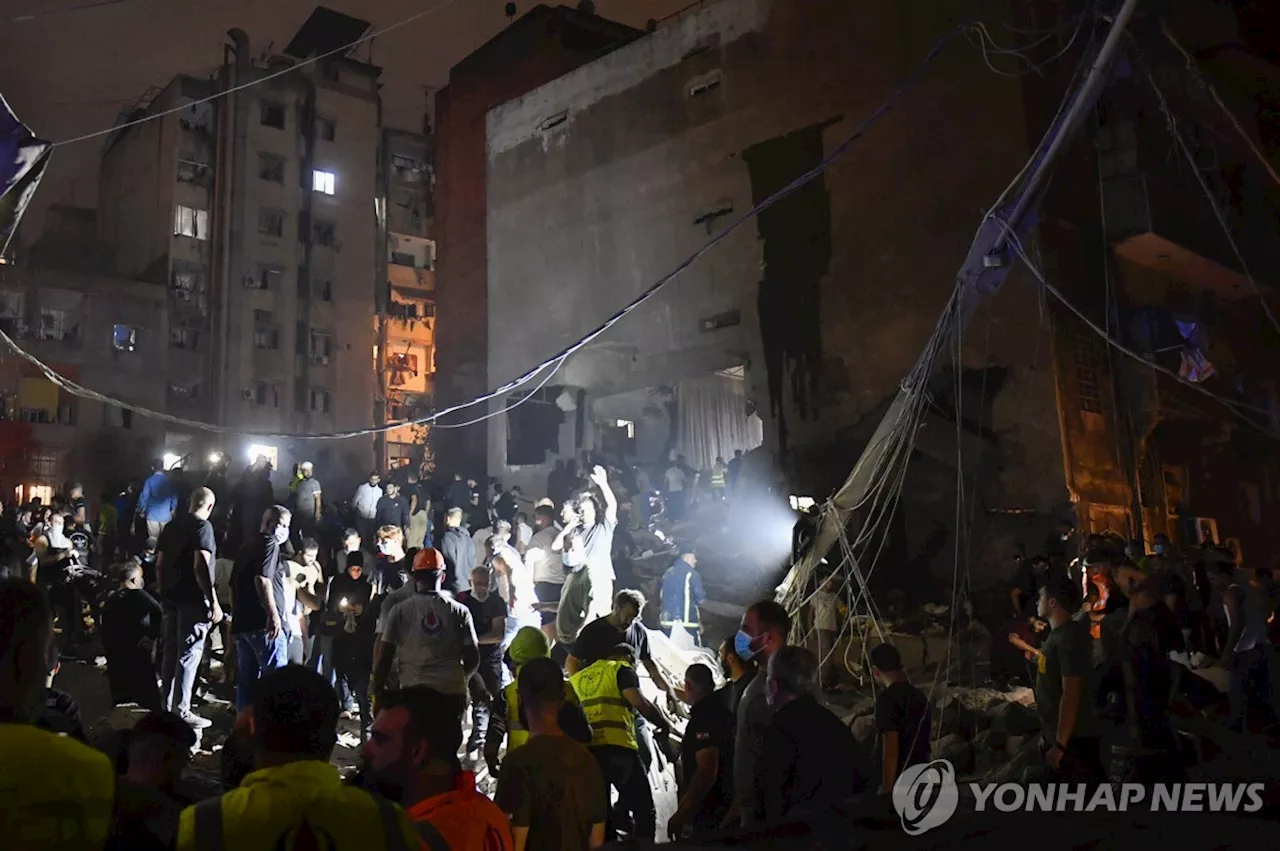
[
  {"xmin": 254, "ymin": 264, "xmax": 283, "ymax": 290},
  {"xmin": 37, "ymin": 308, "xmax": 69, "ymax": 341},
  {"xmin": 258, "ymin": 153, "xmax": 285, "ymax": 183},
  {"xmin": 1073, "ymin": 329, "xmax": 1105, "ymax": 414},
  {"xmin": 174, "ymin": 205, "xmax": 209, "ymax": 240},
  {"xmin": 253, "ymin": 310, "xmax": 278, "ymax": 349},
  {"xmin": 260, "ymin": 101, "xmax": 285, "ymax": 129},
  {"xmin": 315, "ymin": 117, "xmax": 336, "ymax": 141},
  {"xmin": 391, "ymin": 154, "xmax": 423, "ymax": 182},
  {"xmin": 313, "ymin": 170, "xmax": 336, "ymax": 195},
  {"xmin": 312, "ymin": 219, "xmax": 336, "ymax": 247},
  {"xmin": 253, "ymin": 382, "xmax": 279, "ymax": 407},
  {"xmin": 171, "ymin": 262, "xmax": 204, "ymax": 301},
  {"xmin": 258, "ymin": 208, "xmax": 284, "ymax": 238},
  {"xmin": 309, "ymin": 330, "xmax": 332, "ymax": 363},
  {"xmin": 112, "ymin": 325, "xmax": 137, "ymax": 352},
  {"xmin": 177, "ymin": 152, "xmax": 208, "ymax": 183},
  {"xmin": 170, "ymin": 328, "xmax": 198, "ymax": 349},
  {"xmin": 104, "ymin": 405, "xmax": 133, "ymax": 429},
  {"xmin": 309, "ymin": 388, "xmax": 331, "ymax": 413}
]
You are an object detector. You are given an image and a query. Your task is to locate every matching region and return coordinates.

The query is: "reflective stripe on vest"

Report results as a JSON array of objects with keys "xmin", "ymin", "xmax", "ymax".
[
  {"xmin": 503, "ymin": 681, "xmax": 530, "ymax": 751},
  {"xmin": 660, "ymin": 569, "xmax": 699, "ymax": 629},
  {"xmin": 193, "ymin": 791, "xmax": 412, "ymax": 851},
  {"xmin": 569, "ymin": 659, "xmax": 637, "ymax": 751}
]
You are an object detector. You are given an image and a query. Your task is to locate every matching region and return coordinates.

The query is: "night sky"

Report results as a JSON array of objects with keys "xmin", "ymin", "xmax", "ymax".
[{"xmin": 0, "ymin": 0, "xmax": 692, "ymax": 241}]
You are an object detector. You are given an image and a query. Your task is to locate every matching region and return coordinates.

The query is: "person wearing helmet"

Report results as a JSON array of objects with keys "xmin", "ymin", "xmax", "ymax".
[
  {"xmin": 484, "ymin": 626, "xmax": 590, "ymax": 778},
  {"xmin": 373, "ymin": 548, "xmax": 479, "ymax": 710}
]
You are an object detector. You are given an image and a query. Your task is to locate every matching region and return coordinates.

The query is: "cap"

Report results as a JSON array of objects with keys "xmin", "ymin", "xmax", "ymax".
[{"xmin": 412, "ymin": 547, "xmax": 445, "ymax": 573}]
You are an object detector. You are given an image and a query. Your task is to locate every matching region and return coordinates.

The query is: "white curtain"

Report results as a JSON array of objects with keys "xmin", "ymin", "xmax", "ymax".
[{"xmin": 676, "ymin": 374, "xmax": 764, "ymax": 469}]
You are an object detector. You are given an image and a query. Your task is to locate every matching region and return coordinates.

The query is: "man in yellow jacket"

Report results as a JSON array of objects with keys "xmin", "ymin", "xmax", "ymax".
[
  {"xmin": 176, "ymin": 666, "xmax": 420, "ymax": 851},
  {"xmin": 0, "ymin": 579, "xmax": 115, "ymax": 851},
  {"xmin": 484, "ymin": 626, "xmax": 590, "ymax": 777}
]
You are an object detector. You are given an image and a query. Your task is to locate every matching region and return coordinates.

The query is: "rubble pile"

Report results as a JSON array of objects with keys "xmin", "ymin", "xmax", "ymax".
[{"xmin": 843, "ymin": 684, "xmax": 1044, "ymax": 781}]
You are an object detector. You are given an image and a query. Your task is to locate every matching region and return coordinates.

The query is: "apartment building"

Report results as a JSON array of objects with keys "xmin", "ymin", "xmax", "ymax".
[
  {"xmin": 377, "ymin": 127, "xmax": 436, "ymax": 470},
  {"xmin": 0, "ymin": 265, "xmax": 168, "ymax": 502},
  {"xmin": 97, "ymin": 7, "xmax": 381, "ymax": 489}
]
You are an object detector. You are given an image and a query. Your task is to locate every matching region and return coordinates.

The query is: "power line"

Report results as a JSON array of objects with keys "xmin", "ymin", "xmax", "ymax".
[
  {"xmin": 7, "ymin": 22, "xmax": 973, "ymax": 441},
  {"xmin": 50, "ymin": 0, "xmax": 466, "ymax": 147},
  {"xmin": 5, "ymin": 0, "xmax": 133, "ymax": 25}
]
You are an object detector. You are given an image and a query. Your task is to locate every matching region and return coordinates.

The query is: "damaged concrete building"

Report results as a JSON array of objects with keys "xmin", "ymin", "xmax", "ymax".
[{"xmin": 459, "ymin": 0, "xmax": 1280, "ymax": 589}]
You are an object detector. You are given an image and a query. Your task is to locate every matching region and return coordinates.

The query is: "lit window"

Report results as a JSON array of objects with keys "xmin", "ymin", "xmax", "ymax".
[
  {"xmin": 174, "ymin": 205, "xmax": 209, "ymax": 240},
  {"xmin": 313, "ymin": 170, "xmax": 336, "ymax": 195},
  {"xmin": 112, "ymin": 325, "xmax": 137, "ymax": 352},
  {"xmin": 246, "ymin": 443, "xmax": 279, "ymax": 468}
]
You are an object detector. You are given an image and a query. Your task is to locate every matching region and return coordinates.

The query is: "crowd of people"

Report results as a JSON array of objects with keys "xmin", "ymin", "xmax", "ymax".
[{"xmin": 1, "ymin": 449, "xmax": 880, "ymax": 851}]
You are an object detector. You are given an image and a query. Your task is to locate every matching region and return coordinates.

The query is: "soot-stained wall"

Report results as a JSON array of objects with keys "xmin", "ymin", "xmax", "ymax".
[{"xmin": 484, "ymin": 0, "xmax": 1071, "ymax": 586}]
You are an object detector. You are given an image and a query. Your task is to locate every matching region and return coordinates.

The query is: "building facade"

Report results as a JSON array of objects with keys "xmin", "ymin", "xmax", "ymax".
[
  {"xmin": 97, "ymin": 10, "xmax": 382, "ymax": 490},
  {"xmin": 0, "ymin": 266, "xmax": 169, "ymax": 502},
  {"xmin": 480, "ymin": 0, "xmax": 1280, "ymax": 586},
  {"xmin": 377, "ymin": 128, "xmax": 436, "ymax": 471},
  {"xmin": 432, "ymin": 3, "xmax": 640, "ymax": 475}
]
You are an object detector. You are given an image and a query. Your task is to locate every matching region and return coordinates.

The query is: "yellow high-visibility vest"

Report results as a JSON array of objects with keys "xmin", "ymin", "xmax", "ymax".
[{"xmin": 569, "ymin": 659, "xmax": 637, "ymax": 751}]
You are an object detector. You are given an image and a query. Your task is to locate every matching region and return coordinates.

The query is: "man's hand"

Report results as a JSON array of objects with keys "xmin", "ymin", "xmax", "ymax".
[
  {"xmin": 589, "ymin": 465, "xmax": 608, "ymax": 488},
  {"xmin": 667, "ymin": 810, "xmax": 690, "ymax": 841}
]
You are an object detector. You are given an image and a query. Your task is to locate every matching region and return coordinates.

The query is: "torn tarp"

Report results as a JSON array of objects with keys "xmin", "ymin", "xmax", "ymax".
[{"xmin": 0, "ymin": 93, "xmax": 52, "ymax": 256}]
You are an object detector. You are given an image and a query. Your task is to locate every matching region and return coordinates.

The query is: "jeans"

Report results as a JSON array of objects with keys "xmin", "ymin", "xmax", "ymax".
[
  {"xmin": 1227, "ymin": 645, "xmax": 1280, "ymax": 731},
  {"xmin": 234, "ymin": 630, "xmax": 289, "ymax": 711},
  {"xmin": 160, "ymin": 601, "xmax": 211, "ymax": 717},
  {"xmin": 469, "ymin": 649, "xmax": 504, "ymax": 748},
  {"xmin": 593, "ymin": 745, "xmax": 656, "ymax": 842}
]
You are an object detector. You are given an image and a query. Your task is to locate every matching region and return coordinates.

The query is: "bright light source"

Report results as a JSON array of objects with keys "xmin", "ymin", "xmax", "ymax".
[
  {"xmin": 313, "ymin": 170, "xmax": 335, "ymax": 195},
  {"xmin": 789, "ymin": 495, "xmax": 816, "ymax": 511},
  {"xmin": 247, "ymin": 443, "xmax": 279, "ymax": 469},
  {"xmin": 162, "ymin": 452, "xmax": 182, "ymax": 471}
]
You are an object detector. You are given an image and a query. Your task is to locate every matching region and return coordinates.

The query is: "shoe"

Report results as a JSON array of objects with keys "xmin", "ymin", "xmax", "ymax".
[{"xmin": 182, "ymin": 713, "xmax": 213, "ymax": 730}]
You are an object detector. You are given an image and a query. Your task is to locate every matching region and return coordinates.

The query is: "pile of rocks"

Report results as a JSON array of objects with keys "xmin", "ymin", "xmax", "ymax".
[{"xmin": 844, "ymin": 684, "xmax": 1044, "ymax": 780}]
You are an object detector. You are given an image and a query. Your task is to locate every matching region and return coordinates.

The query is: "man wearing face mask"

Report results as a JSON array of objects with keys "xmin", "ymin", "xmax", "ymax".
[
  {"xmin": 230, "ymin": 505, "xmax": 292, "ymax": 711},
  {"xmin": 724, "ymin": 599, "xmax": 790, "ymax": 829}
]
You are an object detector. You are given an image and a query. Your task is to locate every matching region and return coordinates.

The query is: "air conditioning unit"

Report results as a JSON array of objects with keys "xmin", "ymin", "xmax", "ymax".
[{"xmin": 241, "ymin": 388, "xmax": 254, "ymax": 401}]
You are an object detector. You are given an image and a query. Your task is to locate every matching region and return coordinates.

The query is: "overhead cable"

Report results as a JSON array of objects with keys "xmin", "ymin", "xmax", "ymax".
[{"xmin": 8, "ymin": 22, "xmax": 971, "ymax": 441}]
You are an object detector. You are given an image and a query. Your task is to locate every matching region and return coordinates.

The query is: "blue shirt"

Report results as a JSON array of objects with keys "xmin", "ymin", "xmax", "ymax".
[{"xmin": 138, "ymin": 472, "xmax": 177, "ymax": 524}]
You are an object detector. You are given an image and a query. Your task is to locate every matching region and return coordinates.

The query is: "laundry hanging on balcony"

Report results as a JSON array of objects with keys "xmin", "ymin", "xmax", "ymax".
[{"xmin": 0, "ymin": 93, "xmax": 51, "ymax": 256}]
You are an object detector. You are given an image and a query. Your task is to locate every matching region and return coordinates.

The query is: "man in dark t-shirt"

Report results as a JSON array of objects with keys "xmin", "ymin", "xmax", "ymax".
[
  {"xmin": 869, "ymin": 643, "xmax": 930, "ymax": 793},
  {"xmin": 156, "ymin": 488, "xmax": 220, "ymax": 729}
]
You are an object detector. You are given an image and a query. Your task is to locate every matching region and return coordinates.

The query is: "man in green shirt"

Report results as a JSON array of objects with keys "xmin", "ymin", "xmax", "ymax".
[{"xmin": 1035, "ymin": 574, "xmax": 1104, "ymax": 783}]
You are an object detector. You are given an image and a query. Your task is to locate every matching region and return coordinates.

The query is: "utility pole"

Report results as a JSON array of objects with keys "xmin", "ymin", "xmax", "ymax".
[{"xmin": 783, "ymin": 0, "xmax": 1143, "ymax": 596}]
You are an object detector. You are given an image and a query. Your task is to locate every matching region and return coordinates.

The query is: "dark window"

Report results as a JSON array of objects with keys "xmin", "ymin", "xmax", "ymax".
[
  {"xmin": 260, "ymin": 102, "xmax": 286, "ymax": 129},
  {"xmin": 258, "ymin": 209, "xmax": 284, "ymax": 238},
  {"xmin": 258, "ymin": 154, "xmax": 285, "ymax": 183}
]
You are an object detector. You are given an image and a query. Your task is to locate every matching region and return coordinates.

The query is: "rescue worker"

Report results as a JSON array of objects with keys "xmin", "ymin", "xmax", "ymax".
[
  {"xmin": 658, "ymin": 549, "xmax": 706, "ymax": 645},
  {"xmin": 0, "ymin": 579, "xmax": 115, "ymax": 851},
  {"xmin": 360, "ymin": 685, "xmax": 513, "ymax": 851},
  {"xmin": 484, "ymin": 626, "xmax": 590, "ymax": 777},
  {"xmin": 569, "ymin": 642, "xmax": 670, "ymax": 843},
  {"xmin": 178, "ymin": 665, "xmax": 419, "ymax": 851}
]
